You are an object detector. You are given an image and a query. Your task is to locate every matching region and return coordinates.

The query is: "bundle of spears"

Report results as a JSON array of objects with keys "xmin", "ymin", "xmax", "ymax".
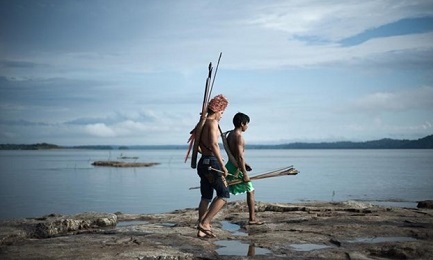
[
  {"xmin": 185, "ymin": 53, "xmax": 223, "ymax": 169},
  {"xmin": 189, "ymin": 165, "xmax": 299, "ymax": 190}
]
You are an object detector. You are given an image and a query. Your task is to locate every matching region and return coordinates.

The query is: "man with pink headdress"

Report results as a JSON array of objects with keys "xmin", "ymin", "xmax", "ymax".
[{"xmin": 196, "ymin": 94, "xmax": 229, "ymax": 238}]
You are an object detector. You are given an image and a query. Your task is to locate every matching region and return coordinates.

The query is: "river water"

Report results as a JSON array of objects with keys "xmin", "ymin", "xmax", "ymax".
[{"xmin": 0, "ymin": 149, "xmax": 432, "ymax": 220}]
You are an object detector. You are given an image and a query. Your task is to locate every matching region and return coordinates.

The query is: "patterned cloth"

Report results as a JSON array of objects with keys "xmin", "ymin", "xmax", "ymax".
[{"xmin": 225, "ymin": 160, "xmax": 254, "ymax": 195}]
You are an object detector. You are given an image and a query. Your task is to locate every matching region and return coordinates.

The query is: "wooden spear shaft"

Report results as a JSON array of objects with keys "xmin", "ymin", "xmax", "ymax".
[
  {"xmin": 190, "ymin": 63, "xmax": 212, "ymax": 169},
  {"xmin": 189, "ymin": 166, "xmax": 299, "ymax": 190}
]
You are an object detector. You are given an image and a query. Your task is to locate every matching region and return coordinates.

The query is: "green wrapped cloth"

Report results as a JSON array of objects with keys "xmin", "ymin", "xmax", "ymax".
[{"xmin": 225, "ymin": 160, "xmax": 254, "ymax": 195}]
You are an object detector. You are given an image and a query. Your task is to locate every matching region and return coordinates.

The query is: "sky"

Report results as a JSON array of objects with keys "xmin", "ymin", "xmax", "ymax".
[{"xmin": 1, "ymin": 0, "xmax": 433, "ymax": 146}]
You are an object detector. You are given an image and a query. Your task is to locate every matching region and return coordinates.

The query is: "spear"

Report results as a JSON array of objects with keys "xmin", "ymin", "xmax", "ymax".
[
  {"xmin": 188, "ymin": 166, "xmax": 299, "ymax": 190},
  {"xmin": 186, "ymin": 52, "xmax": 223, "ymax": 168},
  {"xmin": 189, "ymin": 62, "xmax": 213, "ymax": 168},
  {"xmin": 208, "ymin": 52, "xmax": 222, "ymax": 101}
]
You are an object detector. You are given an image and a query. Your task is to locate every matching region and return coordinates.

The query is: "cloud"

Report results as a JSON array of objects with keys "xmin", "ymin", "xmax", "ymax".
[
  {"xmin": 0, "ymin": 119, "xmax": 51, "ymax": 126},
  {"xmin": 0, "ymin": 59, "xmax": 49, "ymax": 69},
  {"xmin": 84, "ymin": 123, "xmax": 116, "ymax": 138},
  {"xmin": 2, "ymin": 1, "xmax": 432, "ymax": 74},
  {"xmin": 66, "ymin": 110, "xmax": 159, "ymax": 126},
  {"xmin": 82, "ymin": 119, "xmax": 171, "ymax": 139},
  {"xmin": 351, "ymin": 86, "xmax": 433, "ymax": 114},
  {"xmin": 1, "ymin": 1, "xmax": 432, "ymax": 145},
  {"xmin": 245, "ymin": 1, "xmax": 433, "ymax": 41},
  {"xmin": 70, "ymin": 108, "xmax": 190, "ymax": 141},
  {"xmin": 339, "ymin": 16, "xmax": 433, "ymax": 47}
]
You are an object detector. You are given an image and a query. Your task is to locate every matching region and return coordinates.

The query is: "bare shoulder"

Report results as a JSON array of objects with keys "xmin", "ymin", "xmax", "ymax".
[
  {"xmin": 206, "ymin": 118, "xmax": 218, "ymax": 128},
  {"xmin": 229, "ymin": 131, "xmax": 243, "ymax": 145},
  {"xmin": 227, "ymin": 130, "xmax": 237, "ymax": 139},
  {"xmin": 236, "ymin": 133, "xmax": 245, "ymax": 144}
]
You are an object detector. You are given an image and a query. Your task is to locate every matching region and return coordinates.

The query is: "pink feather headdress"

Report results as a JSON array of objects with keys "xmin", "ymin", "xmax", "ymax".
[{"xmin": 208, "ymin": 94, "xmax": 228, "ymax": 113}]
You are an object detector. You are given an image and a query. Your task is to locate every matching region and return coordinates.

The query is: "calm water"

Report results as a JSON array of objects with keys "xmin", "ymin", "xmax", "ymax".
[{"xmin": 0, "ymin": 149, "xmax": 432, "ymax": 220}]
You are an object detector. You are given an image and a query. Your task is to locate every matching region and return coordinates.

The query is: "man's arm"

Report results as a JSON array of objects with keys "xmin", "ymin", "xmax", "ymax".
[{"xmin": 234, "ymin": 135, "xmax": 250, "ymax": 182}]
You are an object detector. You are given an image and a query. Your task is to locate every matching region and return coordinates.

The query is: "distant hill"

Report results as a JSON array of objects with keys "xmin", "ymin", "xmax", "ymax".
[
  {"xmin": 0, "ymin": 143, "xmax": 61, "ymax": 150},
  {"xmin": 249, "ymin": 134, "xmax": 433, "ymax": 149},
  {"xmin": 1, "ymin": 135, "xmax": 432, "ymax": 150}
]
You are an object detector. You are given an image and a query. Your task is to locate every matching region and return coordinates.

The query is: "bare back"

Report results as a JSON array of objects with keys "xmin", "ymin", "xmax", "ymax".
[
  {"xmin": 200, "ymin": 118, "xmax": 217, "ymax": 156},
  {"xmin": 226, "ymin": 130, "xmax": 245, "ymax": 162},
  {"xmin": 200, "ymin": 118, "xmax": 219, "ymax": 155},
  {"xmin": 199, "ymin": 116, "xmax": 227, "ymax": 173}
]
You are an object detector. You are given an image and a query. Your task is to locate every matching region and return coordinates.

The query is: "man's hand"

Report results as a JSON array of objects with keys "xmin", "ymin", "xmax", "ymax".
[
  {"xmin": 222, "ymin": 166, "xmax": 229, "ymax": 177},
  {"xmin": 243, "ymin": 173, "xmax": 250, "ymax": 182}
]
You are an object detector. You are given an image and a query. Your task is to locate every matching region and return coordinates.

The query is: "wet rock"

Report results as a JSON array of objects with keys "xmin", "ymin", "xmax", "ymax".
[
  {"xmin": 417, "ymin": 200, "xmax": 433, "ymax": 209},
  {"xmin": 1, "ymin": 201, "xmax": 432, "ymax": 259},
  {"xmin": 342, "ymin": 200, "xmax": 372, "ymax": 209},
  {"xmin": 329, "ymin": 238, "xmax": 341, "ymax": 247},
  {"xmin": 369, "ymin": 244, "xmax": 422, "ymax": 259},
  {"xmin": 1, "ymin": 212, "xmax": 117, "ymax": 240}
]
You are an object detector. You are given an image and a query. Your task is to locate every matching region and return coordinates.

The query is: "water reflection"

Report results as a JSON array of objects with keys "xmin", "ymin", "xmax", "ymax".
[
  {"xmin": 218, "ymin": 220, "xmax": 271, "ymax": 256},
  {"xmin": 116, "ymin": 220, "xmax": 149, "ymax": 227},
  {"xmin": 215, "ymin": 240, "xmax": 272, "ymax": 256},
  {"xmin": 220, "ymin": 220, "xmax": 247, "ymax": 236},
  {"xmin": 290, "ymin": 243, "xmax": 331, "ymax": 251}
]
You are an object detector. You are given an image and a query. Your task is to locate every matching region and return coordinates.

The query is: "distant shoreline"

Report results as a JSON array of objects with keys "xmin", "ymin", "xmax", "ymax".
[{"xmin": 1, "ymin": 134, "xmax": 432, "ymax": 150}]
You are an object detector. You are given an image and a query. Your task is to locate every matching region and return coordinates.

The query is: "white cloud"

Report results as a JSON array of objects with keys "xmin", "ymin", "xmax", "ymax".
[
  {"xmin": 84, "ymin": 123, "xmax": 116, "ymax": 138},
  {"xmin": 352, "ymin": 86, "xmax": 433, "ymax": 113},
  {"xmin": 245, "ymin": 1, "xmax": 433, "ymax": 41}
]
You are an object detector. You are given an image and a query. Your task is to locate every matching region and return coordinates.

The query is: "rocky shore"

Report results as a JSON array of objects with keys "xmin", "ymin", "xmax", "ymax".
[{"xmin": 1, "ymin": 200, "xmax": 432, "ymax": 259}]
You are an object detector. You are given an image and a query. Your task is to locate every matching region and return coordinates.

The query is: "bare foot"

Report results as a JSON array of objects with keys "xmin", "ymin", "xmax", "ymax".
[
  {"xmin": 197, "ymin": 223, "xmax": 216, "ymax": 238},
  {"xmin": 248, "ymin": 220, "xmax": 265, "ymax": 225}
]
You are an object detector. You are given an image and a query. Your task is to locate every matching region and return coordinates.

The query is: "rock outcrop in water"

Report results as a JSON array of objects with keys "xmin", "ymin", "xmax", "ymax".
[
  {"xmin": 1, "ymin": 201, "xmax": 432, "ymax": 259},
  {"xmin": 417, "ymin": 200, "xmax": 433, "ymax": 209},
  {"xmin": 91, "ymin": 161, "xmax": 160, "ymax": 167}
]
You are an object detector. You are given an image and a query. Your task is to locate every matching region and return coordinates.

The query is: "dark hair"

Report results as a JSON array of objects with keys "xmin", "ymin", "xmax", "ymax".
[
  {"xmin": 207, "ymin": 108, "xmax": 215, "ymax": 115},
  {"xmin": 233, "ymin": 112, "xmax": 250, "ymax": 127}
]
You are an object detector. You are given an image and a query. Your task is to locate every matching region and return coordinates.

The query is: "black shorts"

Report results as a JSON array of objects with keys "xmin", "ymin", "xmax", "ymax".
[{"xmin": 197, "ymin": 155, "xmax": 230, "ymax": 201}]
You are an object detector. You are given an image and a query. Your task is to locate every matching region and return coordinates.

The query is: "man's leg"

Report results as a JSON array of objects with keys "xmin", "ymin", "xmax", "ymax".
[
  {"xmin": 247, "ymin": 190, "xmax": 264, "ymax": 225},
  {"xmin": 247, "ymin": 190, "xmax": 256, "ymax": 222},
  {"xmin": 198, "ymin": 198, "xmax": 209, "ymax": 222},
  {"xmin": 200, "ymin": 197, "xmax": 226, "ymax": 230}
]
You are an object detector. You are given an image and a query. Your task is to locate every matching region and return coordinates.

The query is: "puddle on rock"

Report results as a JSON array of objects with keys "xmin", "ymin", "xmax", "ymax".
[
  {"xmin": 220, "ymin": 220, "xmax": 247, "ymax": 236},
  {"xmin": 290, "ymin": 243, "xmax": 331, "ymax": 252},
  {"xmin": 161, "ymin": 222, "xmax": 176, "ymax": 227},
  {"xmin": 347, "ymin": 236, "xmax": 417, "ymax": 244},
  {"xmin": 116, "ymin": 220, "xmax": 149, "ymax": 227},
  {"xmin": 215, "ymin": 240, "xmax": 272, "ymax": 256},
  {"xmin": 217, "ymin": 221, "xmax": 271, "ymax": 256}
]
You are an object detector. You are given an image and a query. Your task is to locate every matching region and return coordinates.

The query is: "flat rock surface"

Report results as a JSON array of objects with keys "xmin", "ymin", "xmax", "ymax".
[{"xmin": 1, "ymin": 201, "xmax": 432, "ymax": 259}]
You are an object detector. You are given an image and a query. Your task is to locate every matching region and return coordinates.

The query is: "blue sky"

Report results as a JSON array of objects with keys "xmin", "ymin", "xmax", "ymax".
[{"xmin": 1, "ymin": 0, "xmax": 433, "ymax": 145}]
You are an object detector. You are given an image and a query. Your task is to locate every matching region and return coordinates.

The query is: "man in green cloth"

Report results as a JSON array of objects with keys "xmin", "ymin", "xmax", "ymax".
[{"xmin": 225, "ymin": 112, "xmax": 264, "ymax": 225}]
